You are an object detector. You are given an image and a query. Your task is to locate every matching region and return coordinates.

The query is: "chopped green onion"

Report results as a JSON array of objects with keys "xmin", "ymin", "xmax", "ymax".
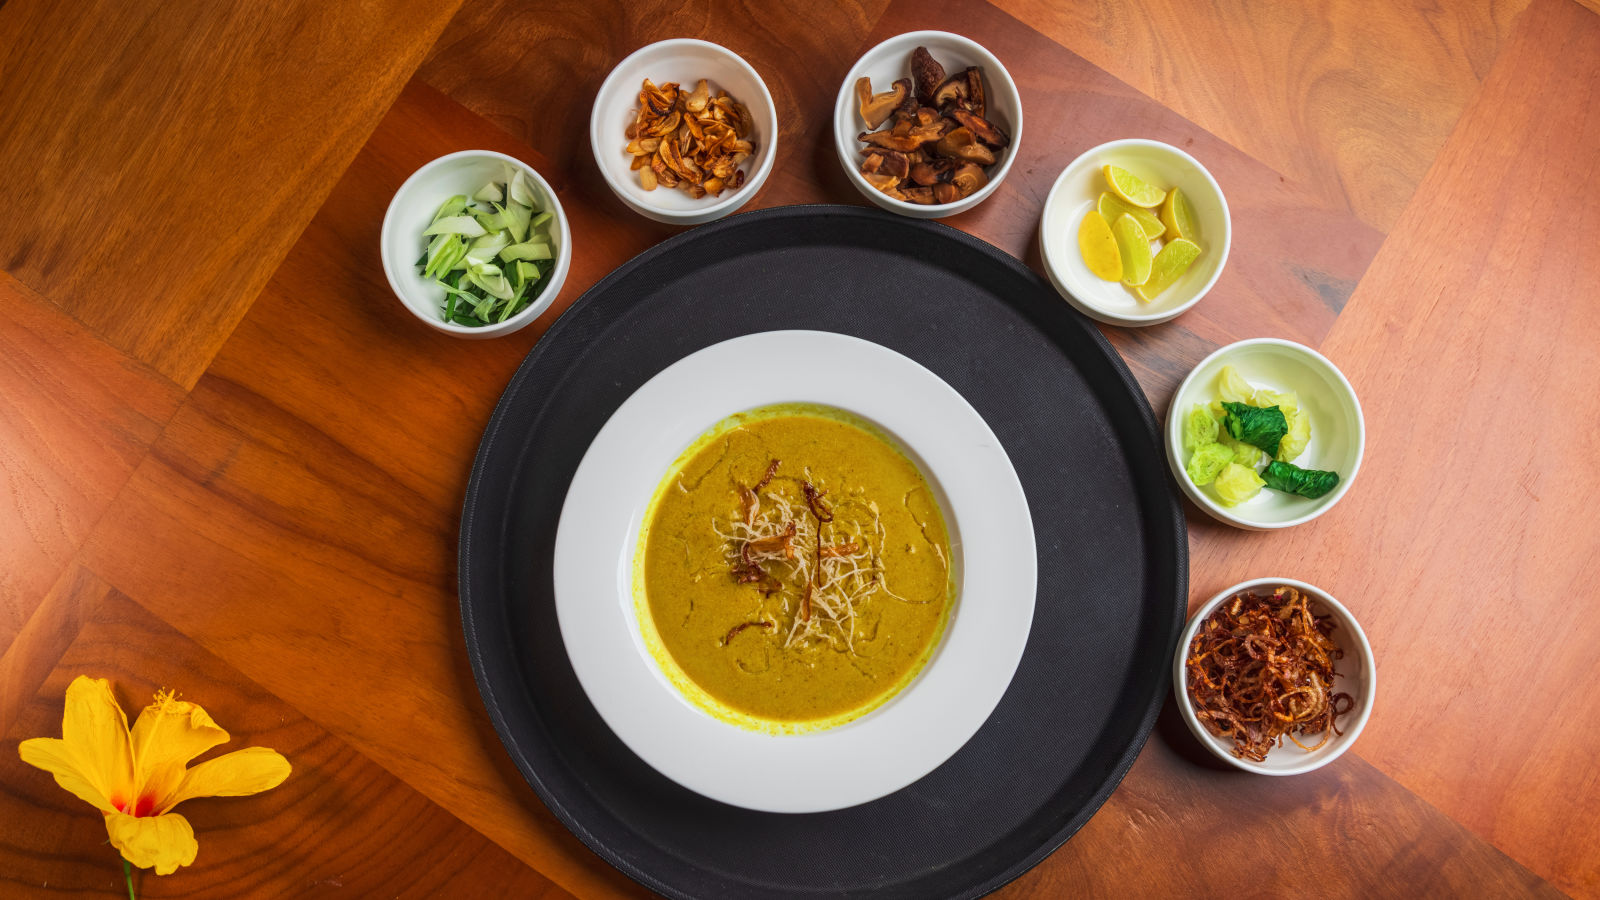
[
  {"xmin": 431, "ymin": 195, "xmax": 467, "ymax": 221},
  {"xmin": 423, "ymin": 215, "xmax": 486, "ymax": 237},
  {"xmin": 508, "ymin": 169, "xmax": 537, "ymax": 207},
  {"xmin": 414, "ymin": 163, "xmax": 558, "ymax": 327},
  {"xmin": 500, "ymin": 240, "xmax": 551, "ymax": 263}
]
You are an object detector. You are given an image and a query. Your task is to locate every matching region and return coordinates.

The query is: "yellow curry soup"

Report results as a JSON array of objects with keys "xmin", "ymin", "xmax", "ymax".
[{"xmin": 635, "ymin": 405, "xmax": 954, "ymax": 733}]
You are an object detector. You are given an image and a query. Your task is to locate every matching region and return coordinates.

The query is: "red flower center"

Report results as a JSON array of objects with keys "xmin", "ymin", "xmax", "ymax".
[{"xmin": 111, "ymin": 794, "xmax": 158, "ymax": 817}]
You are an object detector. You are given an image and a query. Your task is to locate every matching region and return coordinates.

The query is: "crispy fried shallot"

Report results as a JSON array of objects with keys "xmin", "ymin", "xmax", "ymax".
[
  {"xmin": 802, "ymin": 481, "xmax": 833, "ymax": 523},
  {"xmin": 722, "ymin": 619, "xmax": 773, "ymax": 646},
  {"xmin": 1185, "ymin": 586, "xmax": 1355, "ymax": 762},
  {"xmin": 754, "ymin": 459, "xmax": 780, "ymax": 491},
  {"xmin": 745, "ymin": 521, "xmax": 797, "ymax": 559}
]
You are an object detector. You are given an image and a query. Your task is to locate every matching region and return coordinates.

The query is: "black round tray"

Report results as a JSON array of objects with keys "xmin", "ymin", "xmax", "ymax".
[{"xmin": 459, "ymin": 205, "xmax": 1186, "ymax": 899}]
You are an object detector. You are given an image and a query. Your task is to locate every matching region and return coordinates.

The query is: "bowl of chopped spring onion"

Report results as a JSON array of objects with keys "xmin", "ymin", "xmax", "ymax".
[{"xmin": 380, "ymin": 150, "xmax": 571, "ymax": 338}]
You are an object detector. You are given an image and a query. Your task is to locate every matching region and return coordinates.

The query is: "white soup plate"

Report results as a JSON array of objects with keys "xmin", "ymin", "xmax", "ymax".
[{"xmin": 553, "ymin": 330, "xmax": 1036, "ymax": 813}]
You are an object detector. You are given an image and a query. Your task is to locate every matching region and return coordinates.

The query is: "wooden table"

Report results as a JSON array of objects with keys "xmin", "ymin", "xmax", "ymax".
[{"xmin": 2, "ymin": 0, "xmax": 1595, "ymax": 896}]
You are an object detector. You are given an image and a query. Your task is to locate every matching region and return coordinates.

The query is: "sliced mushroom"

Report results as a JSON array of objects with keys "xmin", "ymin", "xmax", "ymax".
[
  {"xmin": 859, "ymin": 127, "xmax": 934, "ymax": 152},
  {"xmin": 862, "ymin": 171, "xmax": 901, "ymax": 194},
  {"xmin": 914, "ymin": 106, "xmax": 942, "ymax": 127},
  {"xmin": 892, "ymin": 77, "xmax": 917, "ymax": 116},
  {"xmin": 901, "ymin": 185, "xmax": 937, "ymax": 205},
  {"xmin": 910, "ymin": 47, "xmax": 946, "ymax": 104},
  {"xmin": 964, "ymin": 67, "xmax": 985, "ymax": 117},
  {"xmin": 909, "ymin": 158, "xmax": 955, "ymax": 186},
  {"xmin": 951, "ymin": 163, "xmax": 988, "ymax": 198},
  {"xmin": 932, "ymin": 181, "xmax": 960, "ymax": 204},
  {"xmin": 931, "ymin": 71, "xmax": 969, "ymax": 109},
  {"xmin": 863, "ymin": 149, "xmax": 911, "ymax": 180},
  {"xmin": 855, "ymin": 77, "xmax": 908, "ymax": 129},
  {"xmin": 933, "ymin": 127, "xmax": 995, "ymax": 165},
  {"xmin": 948, "ymin": 108, "xmax": 1010, "ymax": 148}
]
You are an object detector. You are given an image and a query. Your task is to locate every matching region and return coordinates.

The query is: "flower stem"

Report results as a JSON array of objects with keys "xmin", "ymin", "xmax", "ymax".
[{"xmin": 122, "ymin": 857, "xmax": 137, "ymax": 900}]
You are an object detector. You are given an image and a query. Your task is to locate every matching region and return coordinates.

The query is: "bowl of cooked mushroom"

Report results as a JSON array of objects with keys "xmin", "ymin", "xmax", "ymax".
[{"xmin": 833, "ymin": 31, "xmax": 1022, "ymax": 218}]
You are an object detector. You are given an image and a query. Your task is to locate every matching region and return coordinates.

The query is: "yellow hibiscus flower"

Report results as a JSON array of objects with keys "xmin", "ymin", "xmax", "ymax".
[{"xmin": 19, "ymin": 675, "xmax": 290, "ymax": 875}]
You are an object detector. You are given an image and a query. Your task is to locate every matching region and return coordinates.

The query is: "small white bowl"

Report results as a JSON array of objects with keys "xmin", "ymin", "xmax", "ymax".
[
  {"xmin": 589, "ymin": 39, "xmax": 777, "ymax": 225},
  {"xmin": 1173, "ymin": 577, "xmax": 1376, "ymax": 775},
  {"xmin": 1166, "ymin": 338, "xmax": 1364, "ymax": 530},
  {"xmin": 1039, "ymin": 139, "xmax": 1230, "ymax": 326},
  {"xmin": 379, "ymin": 150, "xmax": 571, "ymax": 339},
  {"xmin": 833, "ymin": 31, "xmax": 1022, "ymax": 219}
]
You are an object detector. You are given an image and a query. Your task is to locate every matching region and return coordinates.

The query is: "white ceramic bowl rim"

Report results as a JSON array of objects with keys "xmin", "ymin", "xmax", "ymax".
[
  {"xmin": 1166, "ymin": 337, "xmax": 1365, "ymax": 529},
  {"xmin": 833, "ymin": 30, "xmax": 1023, "ymax": 217},
  {"xmin": 378, "ymin": 149, "xmax": 571, "ymax": 337},
  {"xmin": 1038, "ymin": 138, "xmax": 1230, "ymax": 325},
  {"xmin": 1173, "ymin": 576, "xmax": 1377, "ymax": 775},
  {"xmin": 553, "ymin": 330, "xmax": 1037, "ymax": 812},
  {"xmin": 589, "ymin": 38, "xmax": 778, "ymax": 222}
]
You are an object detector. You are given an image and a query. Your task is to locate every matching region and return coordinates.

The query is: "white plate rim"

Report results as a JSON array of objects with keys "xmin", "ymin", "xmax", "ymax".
[{"xmin": 552, "ymin": 330, "xmax": 1037, "ymax": 813}]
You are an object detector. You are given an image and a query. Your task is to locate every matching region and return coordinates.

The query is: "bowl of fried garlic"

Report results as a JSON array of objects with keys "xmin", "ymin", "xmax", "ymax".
[{"xmin": 590, "ymin": 39, "xmax": 778, "ymax": 226}]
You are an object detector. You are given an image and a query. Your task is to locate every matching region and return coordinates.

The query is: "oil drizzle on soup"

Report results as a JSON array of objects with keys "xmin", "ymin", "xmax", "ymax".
[{"xmin": 637, "ymin": 406, "xmax": 953, "ymax": 732}]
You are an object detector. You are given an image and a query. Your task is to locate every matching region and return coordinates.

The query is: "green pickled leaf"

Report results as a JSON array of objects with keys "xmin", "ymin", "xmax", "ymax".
[
  {"xmin": 1214, "ymin": 462, "xmax": 1266, "ymax": 506},
  {"xmin": 1186, "ymin": 442, "xmax": 1234, "ymax": 486},
  {"xmin": 1222, "ymin": 401, "xmax": 1289, "ymax": 455},
  {"xmin": 473, "ymin": 181, "xmax": 503, "ymax": 203},
  {"xmin": 1218, "ymin": 365, "xmax": 1255, "ymax": 404},
  {"xmin": 1262, "ymin": 460, "xmax": 1340, "ymax": 499},
  {"xmin": 1277, "ymin": 406, "xmax": 1311, "ymax": 462},
  {"xmin": 1254, "ymin": 388, "xmax": 1299, "ymax": 413},
  {"xmin": 1183, "ymin": 403, "xmax": 1221, "ymax": 452}
]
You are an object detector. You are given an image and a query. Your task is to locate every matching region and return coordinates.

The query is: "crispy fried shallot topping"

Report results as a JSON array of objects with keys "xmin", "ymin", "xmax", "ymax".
[
  {"xmin": 802, "ymin": 481, "xmax": 833, "ymax": 523},
  {"xmin": 1185, "ymin": 586, "xmax": 1355, "ymax": 762},
  {"xmin": 754, "ymin": 459, "xmax": 780, "ymax": 491},
  {"xmin": 722, "ymin": 619, "xmax": 773, "ymax": 646},
  {"xmin": 745, "ymin": 521, "xmax": 797, "ymax": 559}
]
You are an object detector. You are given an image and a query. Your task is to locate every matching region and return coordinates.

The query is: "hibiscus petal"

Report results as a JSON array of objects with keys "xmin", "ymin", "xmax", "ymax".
[
  {"xmin": 105, "ymin": 811, "xmax": 198, "ymax": 875},
  {"xmin": 52, "ymin": 677, "xmax": 136, "ymax": 810},
  {"xmin": 129, "ymin": 690, "xmax": 228, "ymax": 809},
  {"xmin": 17, "ymin": 737, "xmax": 115, "ymax": 813},
  {"xmin": 163, "ymin": 747, "xmax": 290, "ymax": 811}
]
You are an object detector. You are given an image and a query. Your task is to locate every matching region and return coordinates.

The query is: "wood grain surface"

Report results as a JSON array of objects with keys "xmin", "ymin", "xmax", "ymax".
[
  {"xmin": 992, "ymin": 0, "xmax": 1528, "ymax": 232},
  {"xmin": 1, "ymin": 0, "xmax": 1596, "ymax": 897},
  {"xmin": 0, "ymin": 587, "xmax": 570, "ymax": 898},
  {"xmin": 0, "ymin": 0, "xmax": 464, "ymax": 386}
]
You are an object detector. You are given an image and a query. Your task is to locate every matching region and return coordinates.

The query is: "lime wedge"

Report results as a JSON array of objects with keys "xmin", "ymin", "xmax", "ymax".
[
  {"xmin": 1103, "ymin": 164, "xmax": 1167, "ymax": 208},
  {"xmin": 1160, "ymin": 187, "xmax": 1200, "ymax": 242},
  {"xmin": 1134, "ymin": 238, "xmax": 1201, "ymax": 301},
  {"xmin": 1098, "ymin": 192, "xmax": 1165, "ymax": 240},
  {"xmin": 1077, "ymin": 210, "xmax": 1123, "ymax": 281},
  {"xmin": 1111, "ymin": 213, "xmax": 1152, "ymax": 286}
]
